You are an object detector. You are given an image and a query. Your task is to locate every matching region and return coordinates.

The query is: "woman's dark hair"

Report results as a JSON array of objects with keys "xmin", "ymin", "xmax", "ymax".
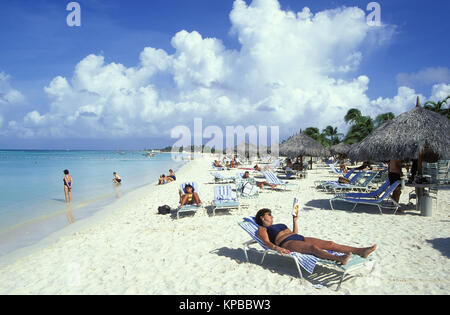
[
  {"xmin": 255, "ymin": 208, "xmax": 271, "ymax": 226},
  {"xmin": 64, "ymin": 170, "xmax": 69, "ymax": 175},
  {"xmin": 184, "ymin": 184, "xmax": 194, "ymax": 193}
]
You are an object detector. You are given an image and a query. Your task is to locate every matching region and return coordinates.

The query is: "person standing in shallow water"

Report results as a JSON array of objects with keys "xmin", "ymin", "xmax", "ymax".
[{"xmin": 63, "ymin": 170, "xmax": 73, "ymax": 204}]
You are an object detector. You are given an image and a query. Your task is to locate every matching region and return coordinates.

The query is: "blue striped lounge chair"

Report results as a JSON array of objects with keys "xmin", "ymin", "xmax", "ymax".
[
  {"xmin": 177, "ymin": 182, "xmax": 202, "ymax": 219},
  {"xmin": 329, "ymin": 163, "xmax": 344, "ymax": 174},
  {"xmin": 327, "ymin": 172, "xmax": 380, "ymax": 193},
  {"xmin": 329, "ymin": 181, "xmax": 401, "ymax": 214},
  {"xmin": 315, "ymin": 168, "xmax": 355, "ymax": 188},
  {"xmin": 334, "ymin": 178, "xmax": 391, "ymax": 200},
  {"xmin": 212, "ymin": 185, "xmax": 240, "ymax": 216},
  {"xmin": 319, "ymin": 171, "xmax": 364, "ymax": 191},
  {"xmin": 238, "ymin": 217, "xmax": 373, "ymax": 291},
  {"xmin": 210, "ymin": 172, "xmax": 235, "ymax": 184},
  {"xmin": 263, "ymin": 171, "xmax": 296, "ymax": 190}
]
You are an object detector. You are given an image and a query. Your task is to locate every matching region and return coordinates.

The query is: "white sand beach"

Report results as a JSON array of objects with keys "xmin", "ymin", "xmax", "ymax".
[{"xmin": 0, "ymin": 156, "xmax": 449, "ymax": 295}]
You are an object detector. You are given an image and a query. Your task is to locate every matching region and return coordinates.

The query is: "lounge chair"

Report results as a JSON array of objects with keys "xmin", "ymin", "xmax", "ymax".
[
  {"xmin": 329, "ymin": 181, "xmax": 401, "ymax": 214},
  {"xmin": 239, "ymin": 217, "xmax": 373, "ymax": 291},
  {"xmin": 212, "ymin": 185, "xmax": 240, "ymax": 216},
  {"xmin": 235, "ymin": 176, "xmax": 259, "ymax": 199},
  {"xmin": 334, "ymin": 178, "xmax": 391, "ymax": 200},
  {"xmin": 318, "ymin": 171, "xmax": 364, "ymax": 191},
  {"xmin": 263, "ymin": 171, "xmax": 296, "ymax": 191},
  {"xmin": 327, "ymin": 172, "xmax": 380, "ymax": 193},
  {"xmin": 211, "ymin": 162, "xmax": 225, "ymax": 171},
  {"xmin": 177, "ymin": 182, "xmax": 202, "ymax": 219},
  {"xmin": 315, "ymin": 168, "xmax": 355, "ymax": 187},
  {"xmin": 210, "ymin": 172, "xmax": 235, "ymax": 184},
  {"xmin": 329, "ymin": 163, "xmax": 344, "ymax": 175}
]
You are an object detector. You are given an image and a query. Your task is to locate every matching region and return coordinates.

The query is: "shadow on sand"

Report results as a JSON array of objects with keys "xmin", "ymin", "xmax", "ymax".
[
  {"xmin": 426, "ymin": 238, "xmax": 450, "ymax": 259},
  {"xmin": 305, "ymin": 199, "xmax": 420, "ymax": 216},
  {"xmin": 211, "ymin": 246, "xmax": 364, "ymax": 291}
]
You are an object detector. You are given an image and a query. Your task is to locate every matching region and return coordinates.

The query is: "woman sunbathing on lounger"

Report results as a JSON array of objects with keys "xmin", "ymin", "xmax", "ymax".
[
  {"xmin": 178, "ymin": 184, "xmax": 202, "ymax": 209},
  {"xmin": 255, "ymin": 209, "xmax": 377, "ymax": 265}
]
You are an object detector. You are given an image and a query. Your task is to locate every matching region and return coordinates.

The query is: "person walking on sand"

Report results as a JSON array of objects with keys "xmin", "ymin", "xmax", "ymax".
[{"xmin": 63, "ymin": 169, "xmax": 73, "ymax": 204}]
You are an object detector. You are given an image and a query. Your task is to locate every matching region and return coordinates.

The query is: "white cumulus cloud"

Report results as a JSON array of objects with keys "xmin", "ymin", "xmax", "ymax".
[{"xmin": 9, "ymin": 0, "xmax": 445, "ymax": 143}]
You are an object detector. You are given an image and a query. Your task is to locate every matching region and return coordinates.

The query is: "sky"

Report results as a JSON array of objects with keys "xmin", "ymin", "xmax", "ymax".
[{"xmin": 0, "ymin": 0, "xmax": 449, "ymax": 150}]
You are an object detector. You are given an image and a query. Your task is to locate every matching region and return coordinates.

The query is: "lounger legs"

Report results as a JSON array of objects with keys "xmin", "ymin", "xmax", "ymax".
[{"xmin": 336, "ymin": 271, "xmax": 347, "ymax": 291}]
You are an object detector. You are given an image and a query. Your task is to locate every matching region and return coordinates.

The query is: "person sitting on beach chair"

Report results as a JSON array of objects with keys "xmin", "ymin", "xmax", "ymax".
[
  {"xmin": 253, "ymin": 164, "xmax": 262, "ymax": 172},
  {"xmin": 178, "ymin": 184, "xmax": 202, "ymax": 209},
  {"xmin": 340, "ymin": 160, "xmax": 349, "ymax": 174},
  {"xmin": 214, "ymin": 160, "xmax": 224, "ymax": 168},
  {"xmin": 255, "ymin": 208, "xmax": 377, "ymax": 265},
  {"xmin": 282, "ymin": 158, "xmax": 293, "ymax": 170}
]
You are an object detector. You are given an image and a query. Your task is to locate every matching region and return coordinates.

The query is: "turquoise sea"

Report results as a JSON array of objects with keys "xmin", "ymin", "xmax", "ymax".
[{"xmin": 0, "ymin": 150, "xmax": 185, "ymax": 257}]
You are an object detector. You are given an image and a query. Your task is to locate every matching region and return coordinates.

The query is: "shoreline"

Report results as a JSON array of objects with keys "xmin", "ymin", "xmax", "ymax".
[
  {"xmin": 0, "ymin": 155, "xmax": 449, "ymax": 294},
  {"xmin": 0, "ymin": 157, "xmax": 188, "ymax": 268}
]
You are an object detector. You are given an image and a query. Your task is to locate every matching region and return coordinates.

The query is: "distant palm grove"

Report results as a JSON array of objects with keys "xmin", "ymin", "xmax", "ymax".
[{"xmin": 301, "ymin": 95, "xmax": 450, "ymax": 147}]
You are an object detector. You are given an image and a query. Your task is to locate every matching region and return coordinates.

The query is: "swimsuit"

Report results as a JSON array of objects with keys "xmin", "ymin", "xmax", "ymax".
[
  {"xmin": 278, "ymin": 234, "xmax": 305, "ymax": 247},
  {"xmin": 264, "ymin": 224, "xmax": 305, "ymax": 246},
  {"xmin": 64, "ymin": 178, "xmax": 72, "ymax": 188}
]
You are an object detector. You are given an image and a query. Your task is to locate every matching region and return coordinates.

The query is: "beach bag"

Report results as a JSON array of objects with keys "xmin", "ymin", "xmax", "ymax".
[
  {"xmin": 157, "ymin": 205, "xmax": 171, "ymax": 215},
  {"xmin": 338, "ymin": 177, "xmax": 350, "ymax": 184},
  {"xmin": 242, "ymin": 182, "xmax": 258, "ymax": 196}
]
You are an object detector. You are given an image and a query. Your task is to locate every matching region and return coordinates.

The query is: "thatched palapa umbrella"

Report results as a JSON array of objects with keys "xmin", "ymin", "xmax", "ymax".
[
  {"xmin": 330, "ymin": 142, "xmax": 352, "ymax": 156},
  {"xmin": 280, "ymin": 133, "xmax": 330, "ymax": 169},
  {"xmin": 348, "ymin": 97, "xmax": 450, "ymax": 175}
]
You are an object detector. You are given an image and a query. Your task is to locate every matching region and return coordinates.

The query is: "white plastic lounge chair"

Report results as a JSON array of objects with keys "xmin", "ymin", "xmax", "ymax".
[
  {"xmin": 177, "ymin": 182, "xmax": 202, "ymax": 219},
  {"xmin": 212, "ymin": 185, "xmax": 240, "ymax": 216},
  {"xmin": 210, "ymin": 172, "xmax": 235, "ymax": 184},
  {"xmin": 263, "ymin": 171, "xmax": 296, "ymax": 190},
  {"xmin": 239, "ymin": 217, "xmax": 373, "ymax": 291},
  {"xmin": 329, "ymin": 181, "xmax": 401, "ymax": 214}
]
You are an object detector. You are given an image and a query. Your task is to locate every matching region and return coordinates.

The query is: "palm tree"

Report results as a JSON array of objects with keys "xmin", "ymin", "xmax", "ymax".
[
  {"xmin": 304, "ymin": 127, "xmax": 321, "ymax": 140},
  {"xmin": 375, "ymin": 112, "xmax": 395, "ymax": 128},
  {"xmin": 344, "ymin": 109, "xmax": 363, "ymax": 124},
  {"xmin": 424, "ymin": 95, "xmax": 450, "ymax": 118},
  {"xmin": 322, "ymin": 126, "xmax": 343, "ymax": 145},
  {"xmin": 344, "ymin": 109, "xmax": 374, "ymax": 144}
]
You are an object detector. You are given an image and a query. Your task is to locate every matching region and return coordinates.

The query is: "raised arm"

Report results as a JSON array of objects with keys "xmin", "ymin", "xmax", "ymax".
[{"xmin": 292, "ymin": 215, "xmax": 299, "ymax": 235}]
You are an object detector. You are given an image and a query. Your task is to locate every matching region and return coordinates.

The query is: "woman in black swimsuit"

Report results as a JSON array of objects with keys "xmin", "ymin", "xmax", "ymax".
[
  {"xmin": 63, "ymin": 169, "xmax": 73, "ymax": 204},
  {"xmin": 256, "ymin": 209, "xmax": 377, "ymax": 265}
]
